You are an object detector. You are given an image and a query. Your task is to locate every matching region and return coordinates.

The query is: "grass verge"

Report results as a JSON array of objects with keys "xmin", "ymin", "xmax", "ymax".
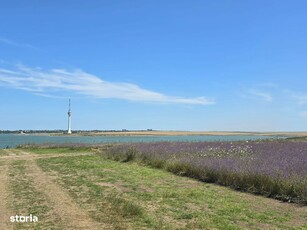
[{"xmin": 21, "ymin": 147, "xmax": 93, "ymax": 155}]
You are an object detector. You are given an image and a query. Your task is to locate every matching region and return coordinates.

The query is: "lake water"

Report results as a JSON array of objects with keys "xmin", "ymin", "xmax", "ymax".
[{"xmin": 0, "ymin": 134, "xmax": 284, "ymax": 149}]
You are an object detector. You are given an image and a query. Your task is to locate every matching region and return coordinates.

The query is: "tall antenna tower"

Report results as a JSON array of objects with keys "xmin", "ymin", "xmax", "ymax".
[{"xmin": 67, "ymin": 99, "xmax": 72, "ymax": 134}]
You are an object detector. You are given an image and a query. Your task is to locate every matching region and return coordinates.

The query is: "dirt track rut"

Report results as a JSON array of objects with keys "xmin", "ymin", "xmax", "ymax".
[{"xmin": 0, "ymin": 150, "xmax": 105, "ymax": 229}]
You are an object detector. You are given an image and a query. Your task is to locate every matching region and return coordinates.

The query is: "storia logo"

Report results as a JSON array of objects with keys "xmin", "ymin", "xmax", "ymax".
[{"xmin": 10, "ymin": 214, "xmax": 38, "ymax": 223}]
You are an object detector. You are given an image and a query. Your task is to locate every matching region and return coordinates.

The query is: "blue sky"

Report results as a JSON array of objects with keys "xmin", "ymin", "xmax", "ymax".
[{"xmin": 1, "ymin": 0, "xmax": 307, "ymax": 131}]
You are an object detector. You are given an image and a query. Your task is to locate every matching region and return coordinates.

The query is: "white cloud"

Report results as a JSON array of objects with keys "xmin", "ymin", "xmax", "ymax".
[
  {"xmin": 0, "ymin": 64, "xmax": 214, "ymax": 105},
  {"xmin": 0, "ymin": 37, "xmax": 38, "ymax": 49},
  {"xmin": 248, "ymin": 89, "xmax": 273, "ymax": 102},
  {"xmin": 257, "ymin": 82, "xmax": 278, "ymax": 88}
]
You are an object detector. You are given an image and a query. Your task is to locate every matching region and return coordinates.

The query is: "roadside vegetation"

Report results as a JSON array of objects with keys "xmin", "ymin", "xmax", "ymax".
[
  {"xmin": 0, "ymin": 149, "xmax": 7, "ymax": 156},
  {"xmin": 23, "ymin": 146, "xmax": 93, "ymax": 154}
]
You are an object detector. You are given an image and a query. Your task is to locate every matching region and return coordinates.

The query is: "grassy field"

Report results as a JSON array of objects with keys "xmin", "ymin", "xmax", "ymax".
[{"xmin": 0, "ymin": 147, "xmax": 306, "ymax": 229}]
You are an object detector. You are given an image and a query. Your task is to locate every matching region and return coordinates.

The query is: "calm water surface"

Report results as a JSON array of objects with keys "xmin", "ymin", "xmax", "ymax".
[{"xmin": 0, "ymin": 134, "xmax": 284, "ymax": 149}]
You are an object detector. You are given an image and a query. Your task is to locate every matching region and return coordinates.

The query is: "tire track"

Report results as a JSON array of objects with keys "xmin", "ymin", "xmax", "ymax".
[{"xmin": 25, "ymin": 159, "xmax": 106, "ymax": 229}]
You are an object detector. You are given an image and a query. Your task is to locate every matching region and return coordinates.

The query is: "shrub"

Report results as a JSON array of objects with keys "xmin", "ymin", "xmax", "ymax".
[{"xmin": 122, "ymin": 146, "xmax": 137, "ymax": 162}]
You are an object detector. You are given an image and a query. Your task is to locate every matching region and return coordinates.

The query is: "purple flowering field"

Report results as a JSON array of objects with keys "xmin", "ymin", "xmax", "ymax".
[{"xmin": 105, "ymin": 141, "xmax": 307, "ymax": 204}]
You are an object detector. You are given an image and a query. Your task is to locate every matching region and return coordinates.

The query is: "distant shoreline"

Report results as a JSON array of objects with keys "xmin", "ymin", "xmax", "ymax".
[{"xmin": 2, "ymin": 130, "xmax": 307, "ymax": 137}]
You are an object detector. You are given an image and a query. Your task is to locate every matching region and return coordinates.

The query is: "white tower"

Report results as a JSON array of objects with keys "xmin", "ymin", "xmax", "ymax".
[{"xmin": 67, "ymin": 99, "xmax": 72, "ymax": 134}]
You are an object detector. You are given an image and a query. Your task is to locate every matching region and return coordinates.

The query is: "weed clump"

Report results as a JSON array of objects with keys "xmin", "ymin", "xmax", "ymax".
[{"xmin": 122, "ymin": 147, "xmax": 137, "ymax": 162}]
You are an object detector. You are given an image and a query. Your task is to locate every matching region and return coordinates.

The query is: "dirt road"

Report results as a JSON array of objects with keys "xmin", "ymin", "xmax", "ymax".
[{"xmin": 0, "ymin": 150, "xmax": 106, "ymax": 229}]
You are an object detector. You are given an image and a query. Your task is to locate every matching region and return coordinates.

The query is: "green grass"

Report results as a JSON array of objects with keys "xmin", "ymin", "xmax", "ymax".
[
  {"xmin": 286, "ymin": 136, "xmax": 307, "ymax": 141},
  {"xmin": 0, "ymin": 149, "xmax": 9, "ymax": 156},
  {"xmin": 24, "ymin": 147, "xmax": 93, "ymax": 154},
  {"xmin": 8, "ymin": 160, "xmax": 63, "ymax": 229},
  {"xmin": 36, "ymin": 151, "xmax": 307, "ymax": 229}
]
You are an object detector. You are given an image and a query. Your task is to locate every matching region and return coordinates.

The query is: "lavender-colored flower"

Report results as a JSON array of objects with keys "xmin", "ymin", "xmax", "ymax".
[{"xmin": 105, "ymin": 141, "xmax": 307, "ymax": 203}]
